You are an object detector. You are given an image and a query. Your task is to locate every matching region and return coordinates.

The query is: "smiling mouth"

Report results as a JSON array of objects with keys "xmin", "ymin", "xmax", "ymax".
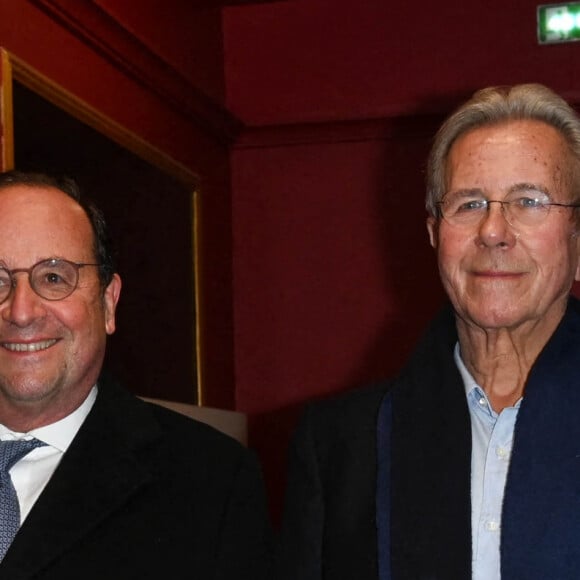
[
  {"xmin": 473, "ymin": 270, "xmax": 523, "ymax": 277},
  {"xmin": 2, "ymin": 339, "xmax": 58, "ymax": 353}
]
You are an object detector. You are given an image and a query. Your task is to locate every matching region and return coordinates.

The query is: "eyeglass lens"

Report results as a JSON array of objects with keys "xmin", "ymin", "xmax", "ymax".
[
  {"xmin": 440, "ymin": 194, "xmax": 551, "ymax": 227},
  {"xmin": 0, "ymin": 260, "xmax": 81, "ymax": 302}
]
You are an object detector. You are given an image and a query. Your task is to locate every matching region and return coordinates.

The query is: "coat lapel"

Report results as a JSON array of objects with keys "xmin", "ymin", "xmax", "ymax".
[
  {"xmin": 389, "ymin": 305, "xmax": 472, "ymax": 579},
  {"xmin": 0, "ymin": 377, "xmax": 158, "ymax": 579}
]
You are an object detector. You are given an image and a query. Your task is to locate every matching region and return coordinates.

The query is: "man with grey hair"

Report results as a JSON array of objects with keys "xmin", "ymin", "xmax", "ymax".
[{"xmin": 277, "ymin": 84, "xmax": 580, "ymax": 579}]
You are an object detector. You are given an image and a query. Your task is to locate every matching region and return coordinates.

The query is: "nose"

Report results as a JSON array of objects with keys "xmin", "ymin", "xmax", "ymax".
[
  {"xmin": 1, "ymin": 275, "xmax": 46, "ymax": 327},
  {"xmin": 477, "ymin": 201, "xmax": 518, "ymax": 249}
]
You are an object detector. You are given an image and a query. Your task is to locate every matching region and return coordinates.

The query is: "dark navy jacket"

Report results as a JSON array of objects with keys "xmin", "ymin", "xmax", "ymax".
[{"xmin": 278, "ymin": 298, "xmax": 580, "ymax": 579}]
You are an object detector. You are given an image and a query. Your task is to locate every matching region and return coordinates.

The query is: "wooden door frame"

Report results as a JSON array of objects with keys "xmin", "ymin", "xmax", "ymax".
[{"xmin": 0, "ymin": 48, "xmax": 205, "ymax": 404}]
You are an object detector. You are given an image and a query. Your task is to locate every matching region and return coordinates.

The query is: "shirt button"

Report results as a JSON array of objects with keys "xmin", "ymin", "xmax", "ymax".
[
  {"xmin": 478, "ymin": 397, "xmax": 486, "ymax": 406},
  {"xmin": 496, "ymin": 447, "xmax": 509, "ymax": 459},
  {"xmin": 485, "ymin": 521, "xmax": 500, "ymax": 532}
]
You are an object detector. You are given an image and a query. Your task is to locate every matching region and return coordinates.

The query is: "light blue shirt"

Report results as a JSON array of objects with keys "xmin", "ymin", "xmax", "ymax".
[{"xmin": 454, "ymin": 345, "xmax": 521, "ymax": 580}]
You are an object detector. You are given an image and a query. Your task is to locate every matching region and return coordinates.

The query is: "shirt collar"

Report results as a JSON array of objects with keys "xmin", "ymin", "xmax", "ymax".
[
  {"xmin": 454, "ymin": 342, "xmax": 523, "ymax": 415},
  {"xmin": 454, "ymin": 342, "xmax": 480, "ymax": 398},
  {"xmin": 0, "ymin": 385, "xmax": 98, "ymax": 452}
]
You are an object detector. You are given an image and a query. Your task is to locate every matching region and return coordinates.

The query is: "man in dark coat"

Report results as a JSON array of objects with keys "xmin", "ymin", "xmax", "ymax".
[{"xmin": 0, "ymin": 170, "xmax": 271, "ymax": 578}]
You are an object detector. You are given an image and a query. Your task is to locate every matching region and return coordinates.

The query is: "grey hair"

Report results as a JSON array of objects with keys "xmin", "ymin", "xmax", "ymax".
[{"xmin": 426, "ymin": 83, "xmax": 580, "ymax": 215}]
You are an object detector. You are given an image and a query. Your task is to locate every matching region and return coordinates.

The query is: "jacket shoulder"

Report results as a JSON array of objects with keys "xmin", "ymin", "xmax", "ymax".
[{"xmin": 296, "ymin": 381, "xmax": 391, "ymax": 450}]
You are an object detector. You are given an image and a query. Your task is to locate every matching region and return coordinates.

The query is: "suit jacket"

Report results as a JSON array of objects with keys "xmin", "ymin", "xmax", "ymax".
[
  {"xmin": 1, "ymin": 375, "xmax": 272, "ymax": 579},
  {"xmin": 277, "ymin": 298, "xmax": 580, "ymax": 580}
]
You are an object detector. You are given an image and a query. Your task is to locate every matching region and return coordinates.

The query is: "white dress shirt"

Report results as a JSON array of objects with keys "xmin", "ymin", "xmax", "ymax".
[{"xmin": 0, "ymin": 386, "xmax": 97, "ymax": 523}]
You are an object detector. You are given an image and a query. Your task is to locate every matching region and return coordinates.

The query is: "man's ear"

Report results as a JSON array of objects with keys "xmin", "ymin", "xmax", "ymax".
[
  {"xmin": 103, "ymin": 274, "xmax": 122, "ymax": 335},
  {"xmin": 427, "ymin": 216, "xmax": 438, "ymax": 249}
]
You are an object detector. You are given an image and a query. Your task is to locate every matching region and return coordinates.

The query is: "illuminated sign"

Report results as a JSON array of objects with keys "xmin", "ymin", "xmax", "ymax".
[{"xmin": 538, "ymin": 2, "xmax": 580, "ymax": 43}]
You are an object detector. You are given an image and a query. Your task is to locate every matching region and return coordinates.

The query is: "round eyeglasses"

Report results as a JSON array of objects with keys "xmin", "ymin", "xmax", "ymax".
[
  {"xmin": 436, "ymin": 192, "xmax": 580, "ymax": 227},
  {"xmin": 0, "ymin": 259, "xmax": 101, "ymax": 304}
]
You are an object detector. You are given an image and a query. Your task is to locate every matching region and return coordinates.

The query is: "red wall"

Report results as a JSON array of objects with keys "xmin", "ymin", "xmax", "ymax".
[
  {"xmin": 232, "ymin": 126, "xmax": 444, "ymax": 414},
  {"xmin": 222, "ymin": 0, "xmax": 580, "ymax": 515},
  {"xmin": 224, "ymin": 0, "xmax": 580, "ymax": 418},
  {"xmin": 223, "ymin": 0, "xmax": 580, "ymax": 124},
  {"xmin": 5, "ymin": 0, "xmax": 580, "ymax": 520},
  {"xmin": 231, "ymin": 117, "xmax": 449, "ymax": 514},
  {"xmin": 94, "ymin": 0, "xmax": 226, "ymax": 104}
]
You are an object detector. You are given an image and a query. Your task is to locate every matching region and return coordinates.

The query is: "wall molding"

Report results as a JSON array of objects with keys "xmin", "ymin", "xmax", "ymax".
[
  {"xmin": 233, "ymin": 113, "xmax": 445, "ymax": 149},
  {"xmin": 29, "ymin": 0, "xmax": 243, "ymax": 144},
  {"xmin": 233, "ymin": 93, "xmax": 580, "ymax": 149}
]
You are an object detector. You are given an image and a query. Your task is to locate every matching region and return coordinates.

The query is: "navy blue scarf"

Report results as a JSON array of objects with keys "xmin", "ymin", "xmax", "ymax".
[{"xmin": 377, "ymin": 298, "xmax": 580, "ymax": 579}]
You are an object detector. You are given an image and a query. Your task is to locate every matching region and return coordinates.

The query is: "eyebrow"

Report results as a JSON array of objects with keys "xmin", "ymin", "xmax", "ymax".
[
  {"xmin": 445, "ymin": 183, "xmax": 551, "ymax": 199},
  {"xmin": 506, "ymin": 183, "xmax": 552, "ymax": 199},
  {"xmin": 444, "ymin": 188, "xmax": 484, "ymax": 199}
]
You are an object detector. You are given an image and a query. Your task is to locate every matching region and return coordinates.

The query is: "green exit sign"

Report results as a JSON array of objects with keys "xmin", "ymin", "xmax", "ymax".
[{"xmin": 538, "ymin": 2, "xmax": 580, "ymax": 43}]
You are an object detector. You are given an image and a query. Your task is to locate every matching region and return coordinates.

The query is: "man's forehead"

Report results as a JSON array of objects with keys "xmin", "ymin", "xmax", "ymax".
[
  {"xmin": 448, "ymin": 121, "xmax": 571, "ymax": 171},
  {"xmin": 0, "ymin": 185, "xmax": 93, "ymax": 255},
  {"xmin": 0, "ymin": 182, "xmax": 71, "ymax": 200},
  {"xmin": 444, "ymin": 120, "xmax": 577, "ymax": 198},
  {"xmin": 0, "ymin": 184, "xmax": 85, "ymax": 216},
  {"xmin": 452, "ymin": 119, "xmax": 567, "ymax": 153}
]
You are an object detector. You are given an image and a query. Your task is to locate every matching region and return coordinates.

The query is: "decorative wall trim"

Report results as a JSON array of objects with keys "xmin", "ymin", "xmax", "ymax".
[
  {"xmin": 233, "ymin": 113, "xmax": 445, "ymax": 149},
  {"xmin": 29, "ymin": 0, "xmax": 243, "ymax": 144},
  {"xmin": 10, "ymin": 50, "xmax": 199, "ymax": 185},
  {"xmin": 0, "ymin": 50, "xmax": 14, "ymax": 171},
  {"xmin": 233, "ymin": 91, "xmax": 580, "ymax": 150}
]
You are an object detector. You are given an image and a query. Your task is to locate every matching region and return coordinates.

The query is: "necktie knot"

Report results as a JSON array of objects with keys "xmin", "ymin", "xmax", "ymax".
[{"xmin": 0, "ymin": 439, "xmax": 46, "ymax": 474}]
